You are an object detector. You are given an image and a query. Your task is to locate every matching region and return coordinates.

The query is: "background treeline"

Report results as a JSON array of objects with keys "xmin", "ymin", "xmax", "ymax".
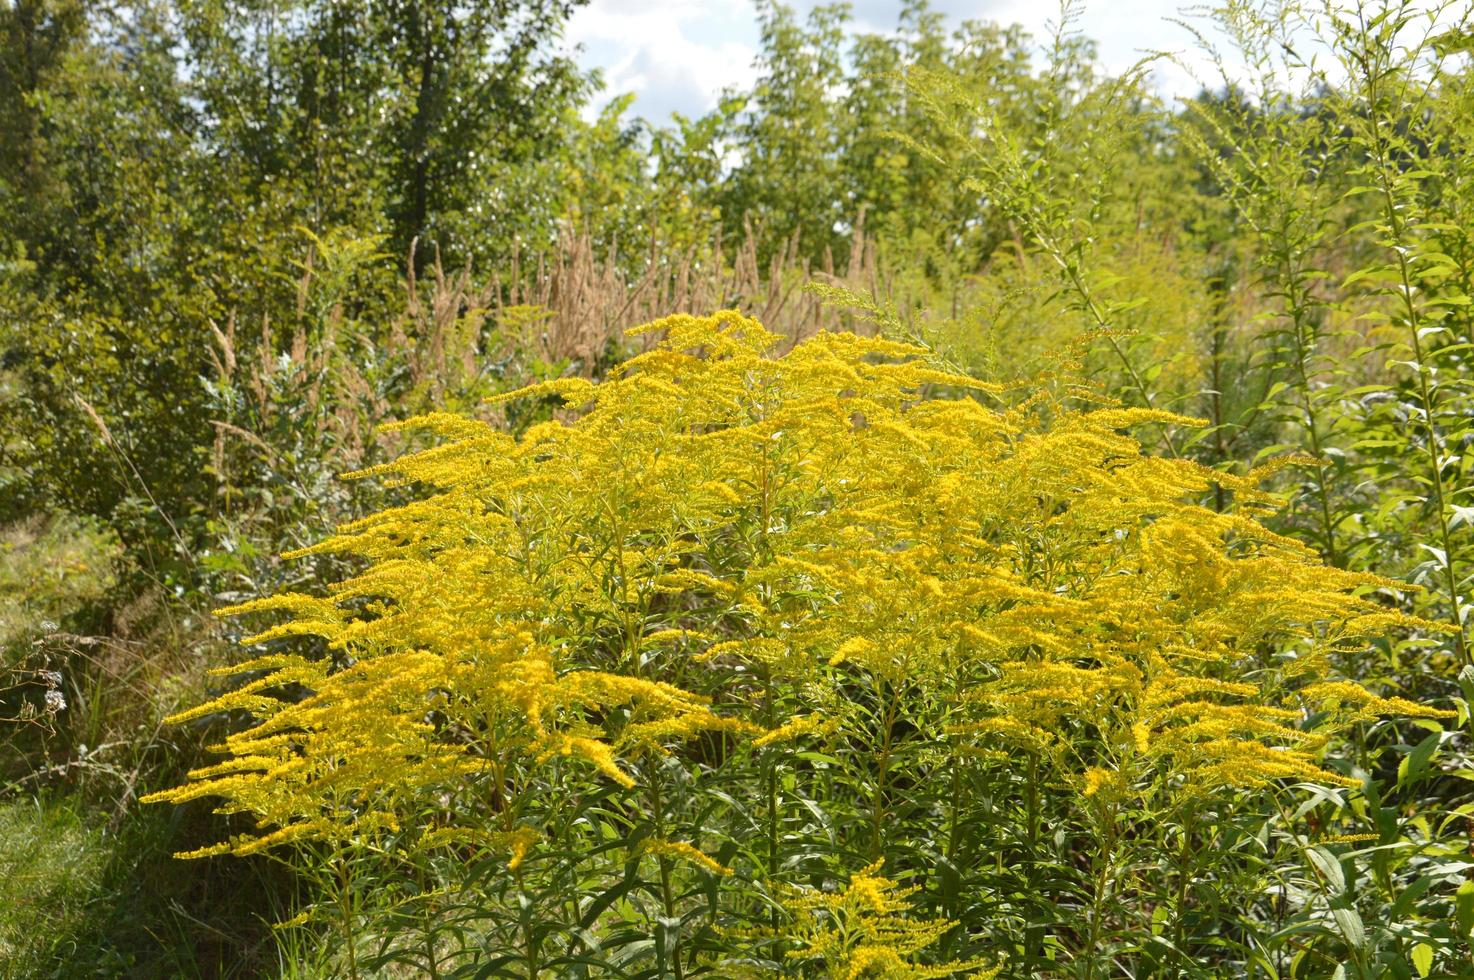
[
  {"xmin": 0, "ymin": 0, "xmax": 1040, "ymax": 558},
  {"xmin": 2, "ymin": 0, "xmax": 1474, "ymax": 975}
]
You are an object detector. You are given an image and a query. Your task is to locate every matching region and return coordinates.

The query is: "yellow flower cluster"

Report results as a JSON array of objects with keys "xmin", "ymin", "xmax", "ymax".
[
  {"xmin": 148, "ymin": 309, "xmax": 1444, "ymax": 860},
  {"xmin": 640, "ymin": 838, "xmax": 734, "ymax": 876},
  {"xmin": 777, "ymin": 861, "xmax": 998, "ymax": 979}
]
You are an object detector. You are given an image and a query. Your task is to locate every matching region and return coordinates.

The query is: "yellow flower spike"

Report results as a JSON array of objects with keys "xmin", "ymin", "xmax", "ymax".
[
  {"xmin": 830, "ymin": 637, "xmax": 875, "ymax": 667},
  {"xmin": 483, "ymin": 376, "xmax": 597, "ymax": 408},
  {"xmin": 1131, "ymin": 722, "xmax": 1152, "ymax": 755},
  {"xmin": 640, "ymin": 839, "xmax": 733, "ymax": 876},
  {"xmin": 1296, "ymin": 680, "xmax": 1457, "ymax": 722},
  {"xmin": 1318, "ymin": 833, "xmax": 1380, "ymax": 845},
  {"xmin": 754, "ymin": 713, "xmax": 839, "ymax": 747}
]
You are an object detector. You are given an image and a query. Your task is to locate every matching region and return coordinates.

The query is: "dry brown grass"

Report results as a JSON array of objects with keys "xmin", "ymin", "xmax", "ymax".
[{"xmin": 490, "ymin": 214, "xmax": 886, "ymax": 373}]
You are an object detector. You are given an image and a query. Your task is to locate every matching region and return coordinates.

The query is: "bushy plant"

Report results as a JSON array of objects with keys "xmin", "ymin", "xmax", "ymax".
[{"xmin": 148, "ymin": 311, "xmax": 1448, "ymax": 976}]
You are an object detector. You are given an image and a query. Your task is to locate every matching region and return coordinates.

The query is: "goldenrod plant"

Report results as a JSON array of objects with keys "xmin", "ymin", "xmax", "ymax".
[
  {"xmin": 1316, "ymin": 0, "xmax": 1474, "ymax": 665},
  {"xmin": 1178, "ymin": 0, "xmax": 1356, "ymax": 567},
  {"xmin": 762, "ymin": 861, "xmax": 999, "ymax": 978},
  {"xmin": 146, "ymin": 311, "xmax": 1450, "ymax": 976}
]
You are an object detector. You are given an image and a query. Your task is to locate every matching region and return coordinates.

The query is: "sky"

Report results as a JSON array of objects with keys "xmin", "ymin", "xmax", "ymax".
[{"xmin": 561, "ymin": 0, "xmax": 1226, "ymax": 123}]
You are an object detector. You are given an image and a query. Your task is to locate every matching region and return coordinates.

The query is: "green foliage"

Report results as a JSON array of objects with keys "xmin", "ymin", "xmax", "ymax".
[
  {"xmin": 5, "ymin": 0, "xmax": 1474, "ymax": 976},
  {"xmin": 0, "ymin": 0, "xmax": 596, "ymax": 579},
  {"xmin": 0, "ymin": 798, "xmax": 105, "ymax": 976},
  {"xmin": 176, "ymin": 0, "xmax": 595, "ymax": 267},
  {"xmin": 144, "ymin": 312, "xmax": 1451, "ymax": 977},
  {"xmin": 0, "ymin": 795, "xmax": 292, "ymax": 978},
  {"xmin": 0, "ymin": 514, "xmax": 119, "ymax": 652},
  {"xmin": 1319, "ymin": 0, "xmax": 1474, "ymax": 663}
]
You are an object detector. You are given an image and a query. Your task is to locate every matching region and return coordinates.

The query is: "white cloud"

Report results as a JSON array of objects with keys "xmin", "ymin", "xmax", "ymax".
[
  {"xmin": 565, "ymin": 0, "xmax": 1466, "ymax": 123},
  {"xmin": 566, "ymin": 0, "xmax": 1220, "ymax": 123},
  {"xmin": 563, "ymin": 0, "xmax": 760, "ymax": 123},
  {"xmin": 945, "ymin": 1, "xmax": 1223, "ymax": 99}
]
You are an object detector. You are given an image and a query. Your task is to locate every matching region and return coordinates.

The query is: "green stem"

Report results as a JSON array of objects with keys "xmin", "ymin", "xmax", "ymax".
[
  {"xmin": 418, "ymin": 858, "xmax": 442, "ymax": 980},
  {"xmin": 1027, "ymin": 752, "xmax": 1040, "ymax": 853},
  {"xmin": 1172, "ymin": 807, "xmax": 1195, "ymax": 970},
  {"xmin": 1271, "ymin": 793, "xmax": 1370, "ymax": 979},
  {"xmin": 658, "ymin": 854, "xmax": 684, "ymax": 980},
  {"xmin": 336, "ymin": 847, "xmax": 360, "ymax": 980},
  {"xmin": 869, "ymin": 681, "xmax": 898, "ymax": 861},
  {"xmin": 1278, "ymin": 250, "xmax": 1342, "ymax": 568},
  {"xmin": 648, "ymin": 771, "xmax": 685, "ymax": 980},
  {"xmin": 1082, "ymin": 800, "xmax": 1116, "ymax": 980},
  {"xmin": 762, "ymin": 667, "xmax": 780, "ymax": 886},
  {"xmin": 1056, "ymin": 254, "xmax": 1179, "ymax": 459},
  {"xmin": 517, "ymin": 866, "xmax": 541, "ymax": 979},
  {"xmin": 945, "ymin": 757, "xmax": 964, "ymax": 866}
]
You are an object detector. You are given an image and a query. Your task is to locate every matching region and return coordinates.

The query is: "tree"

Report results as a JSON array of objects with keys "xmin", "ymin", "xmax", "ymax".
[{"xmin": 177, "ymin": 0, "xmax": 593, "ymax": 267}]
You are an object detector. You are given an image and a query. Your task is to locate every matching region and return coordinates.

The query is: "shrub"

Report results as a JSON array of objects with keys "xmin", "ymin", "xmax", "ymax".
[{"xmin": 148, "ymin": 311, "xmax": 1446, "ymax": 976}]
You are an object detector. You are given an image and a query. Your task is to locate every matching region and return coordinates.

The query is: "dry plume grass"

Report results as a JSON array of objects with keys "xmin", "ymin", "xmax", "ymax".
[{"xmin": 491, "ymin": 215, "xmax": 886, "ymax": 372}]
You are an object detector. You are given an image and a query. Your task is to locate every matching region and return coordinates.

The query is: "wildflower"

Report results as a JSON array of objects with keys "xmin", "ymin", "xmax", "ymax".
[
  {"xmin": 778, "ymin": 860, "xmax": 999, "ymax": 978},
  {"xmin": 146, "ymin": 309, "xmax": 1435, "ymax": 864},
  {"xmin": 641, "ymin": 839, "xmax": 733, "ymax": 876}
]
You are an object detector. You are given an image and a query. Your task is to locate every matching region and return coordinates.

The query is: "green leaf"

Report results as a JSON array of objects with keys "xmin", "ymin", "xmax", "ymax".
[
  {"xmin": 1456, "ymin": 880, "xmax": 1474, "ymax": 937},
  {"xmin": 1332, "ymin": 907, "xmax": 1366, "ymax": 949},
  {"xmin": 1308, "ymin": 847, "xmax": 1346, "ymax": 893},
  {"xmin": 1391, "ymin": 874, "xmax": 1436, "ymax": 920},
  {"xmin": 1411, "ymin": 942, "xmax": 1433, "ymax": 978},
  {"xmin": 1460, "ymin": 666, "xmax": 1474, "ymax": 710},
  {"xmin": 1433, "ymin": 27, "xmax": 1474, "ymax": 55},
  {"xmin": 1398, "ymin": 732, "xmax": 1442, "ymax": 789},
  {"xmin": 579, "ymin": 873, "xmax": 643, "ymax": 931}
]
